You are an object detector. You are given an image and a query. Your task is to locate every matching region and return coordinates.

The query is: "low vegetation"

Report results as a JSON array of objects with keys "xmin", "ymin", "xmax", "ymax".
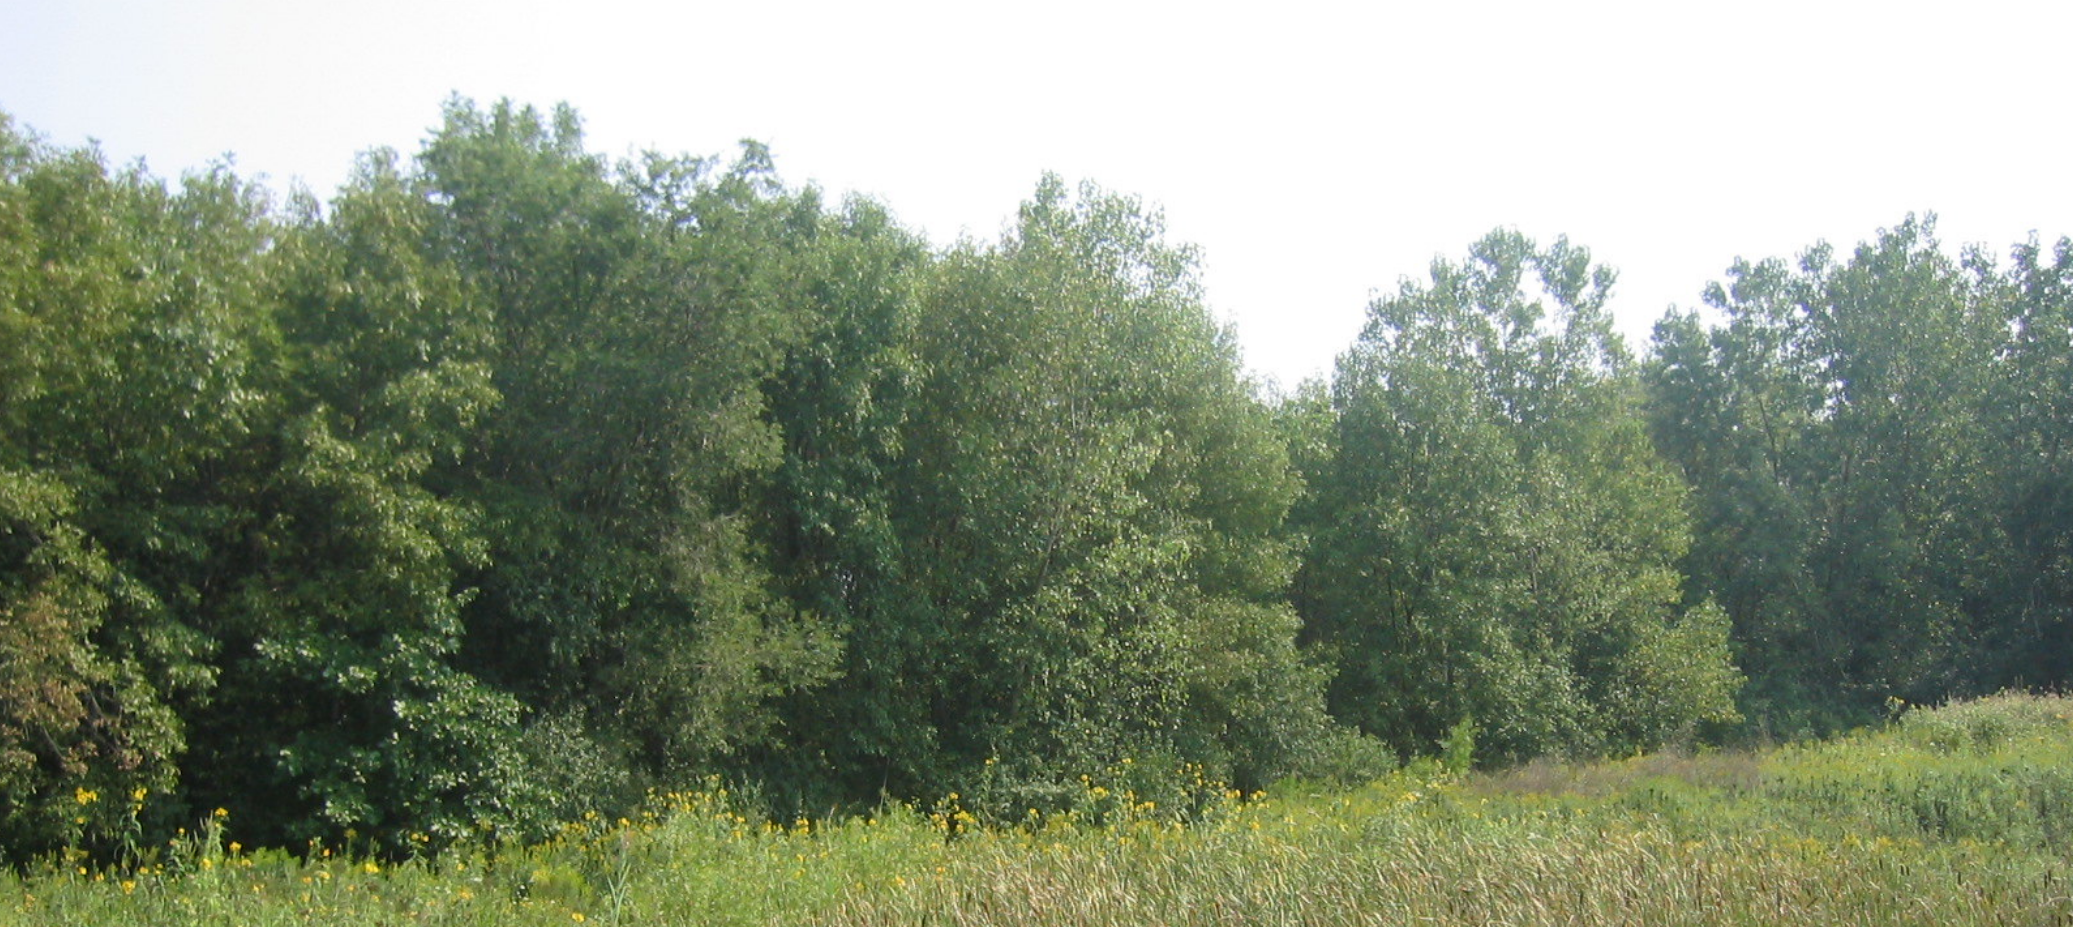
[{"xmin": 8, "ymin": 693, "xmax": 2068, "ymax": 925}]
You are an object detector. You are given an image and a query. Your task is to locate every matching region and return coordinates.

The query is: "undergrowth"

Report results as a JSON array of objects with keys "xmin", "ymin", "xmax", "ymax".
[{"xmin": 7, "ymin": 692, "xmax": 2071, "ymax": 925}]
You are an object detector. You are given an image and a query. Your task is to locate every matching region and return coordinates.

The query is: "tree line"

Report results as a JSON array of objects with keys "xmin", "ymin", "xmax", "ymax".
[{"xmin": 3, "ymin": 99, "xmax": 2068, "ymax": 860}]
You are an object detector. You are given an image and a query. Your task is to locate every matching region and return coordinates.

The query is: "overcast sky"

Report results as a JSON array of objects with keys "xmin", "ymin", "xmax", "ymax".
[{"xmin": 6, "ymin": 0, "xmax": 2069, "ymax": 387}]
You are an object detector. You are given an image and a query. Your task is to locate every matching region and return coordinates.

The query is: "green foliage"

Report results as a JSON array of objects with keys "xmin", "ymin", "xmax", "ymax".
[
  {"xmin": 0, "ymin": 100, "xmax": 859, "ymax": 855},
  {"xmin": 1296, "ymin": 229, "xmax": 1740, "ymax": 764},
  {"xmin": 739, "ymin": 195, "xmax": 937, "ymax": 806},
  {"xmin": 0, "ymin": 115, "xmax": 265, "ymax": 859},
  {"xmin": 1439, "ymin": 716, "xmax": 1477, "ymax": 775},
  {"xmin": 8, "ymin": 693, "xmax": 2072, "ymax": 926},
  {"xmin": 1645, "ymin": 215, "xmax": 2043, "ymax": 730},
  {"xmin": 756, "ymin": 174, "xmax": 1340, "ymax": 809},
  {"xmin": 1998, "ymin": 236, "xmax": 2073, "ymax": 686},
  {"xmin": 9, "ymin": 97, "xmax": 2073, "ymax": 866},
  {"xmin": 183, "ymin": 150, "xmax": 531, "ymax": 852},
  {"xmin": 1888, "ymin": 691, "xmax": 2073, "ymax": 754},
  {"xmin": 1762, "ymin": 693, "xmax": 2073, "ymax": 849},
  {"xmin": 923, "ymin": 177, "xmax": 1331, "ymax": 788},
  {"xmin": 409, "ymin": 100, "xmax": 846, "ymax": 793}
]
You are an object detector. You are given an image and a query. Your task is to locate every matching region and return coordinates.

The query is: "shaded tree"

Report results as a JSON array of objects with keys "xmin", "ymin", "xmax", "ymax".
[
  {"xmin": 1999, "ymin": 235, "xmax": 2073, "ymax": 685},
  {"xmin": 0, "ymin": 115, "xmax": 270, "ymax": 856},
  {"xmin": 760, "ymin": 176, "xmax": 1342, "ymax": 809},
  {"xmin": 416, "ymin": 100, "xmax": 840, "ymax": 788},
  {"xmin": 1299, "ymin": 230, "xmax": 1740, "ymax": 763},
  {"xmin": 1646, "ymin": 216, "xmax": 2015, "ymax": 730}
]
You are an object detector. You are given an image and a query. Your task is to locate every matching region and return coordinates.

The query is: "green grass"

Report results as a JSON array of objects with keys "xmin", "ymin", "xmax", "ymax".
[{"xmin": 9, "ymin": 692, "xmax": 2073, "ymax": 925}]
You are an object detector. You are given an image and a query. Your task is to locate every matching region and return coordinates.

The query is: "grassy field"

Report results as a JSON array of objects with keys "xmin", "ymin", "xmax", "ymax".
[{"xmin": 8, "ymin": 692, "xmax": 2073, "ymax": 925}]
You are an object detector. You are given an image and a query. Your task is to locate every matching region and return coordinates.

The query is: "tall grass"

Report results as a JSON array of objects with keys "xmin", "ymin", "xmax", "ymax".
[{"xmin": 8, "ymin": 693, "xmax": 2072, "ymax": 926}]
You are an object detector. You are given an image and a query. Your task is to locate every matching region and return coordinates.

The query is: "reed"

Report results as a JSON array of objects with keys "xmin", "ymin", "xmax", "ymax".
[{"xmin": 9, "ymin": 693, "xmax": 2070, "ymax": 926}]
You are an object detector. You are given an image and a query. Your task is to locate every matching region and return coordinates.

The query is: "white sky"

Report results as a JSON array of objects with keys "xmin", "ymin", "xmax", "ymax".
[{"xmin": 5, "ymin": 0, "xmax": 2070, "ymax": 387}]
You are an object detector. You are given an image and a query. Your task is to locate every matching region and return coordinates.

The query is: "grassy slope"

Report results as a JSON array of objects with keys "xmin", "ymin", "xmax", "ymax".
[{"xmin": 8, "ymin": 693, "xmax": 2072, "ymax": 925}]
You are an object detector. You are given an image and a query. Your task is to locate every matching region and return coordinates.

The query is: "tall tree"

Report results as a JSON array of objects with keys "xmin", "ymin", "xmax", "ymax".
[
  {"xmin": 0, "ymin": 115, "xmax": 271, "ymax": 856},
  {"xmin": 179, "ymin": 150, "xmax": 535, "ymax": 849},
  {"xmin": 1646, "ymin": 216, "xmax": 2014, "ymax": 729},
  {"xmin": 760, "ymin": 176, "xmax": 1339, "ymax": 809},
  {"xmin": 416, "ymin": 99, "xmax": 838, "ymax": 786},
  {"xmin": 1299, "ymin": 230, "xmax": 1740, "ymax": 763},
  {"xmin": 746, "ymin": 195, "xmax": 938, "ymax": 805},
  {"xmin": 1999, "ymin": 235, "xmax": 2073, "ymax": 685}
]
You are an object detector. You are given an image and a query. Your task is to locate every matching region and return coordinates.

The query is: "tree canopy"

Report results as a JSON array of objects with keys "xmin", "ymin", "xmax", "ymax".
[{"xmin": 1291, "ymin": 230, "xmax": 1740, "ymax": 763}]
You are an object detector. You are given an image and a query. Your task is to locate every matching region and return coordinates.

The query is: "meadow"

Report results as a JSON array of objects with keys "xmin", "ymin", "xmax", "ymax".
[{"xmin": 7, "ymin": 692, "xmax": 2071, "ymax": 926}]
